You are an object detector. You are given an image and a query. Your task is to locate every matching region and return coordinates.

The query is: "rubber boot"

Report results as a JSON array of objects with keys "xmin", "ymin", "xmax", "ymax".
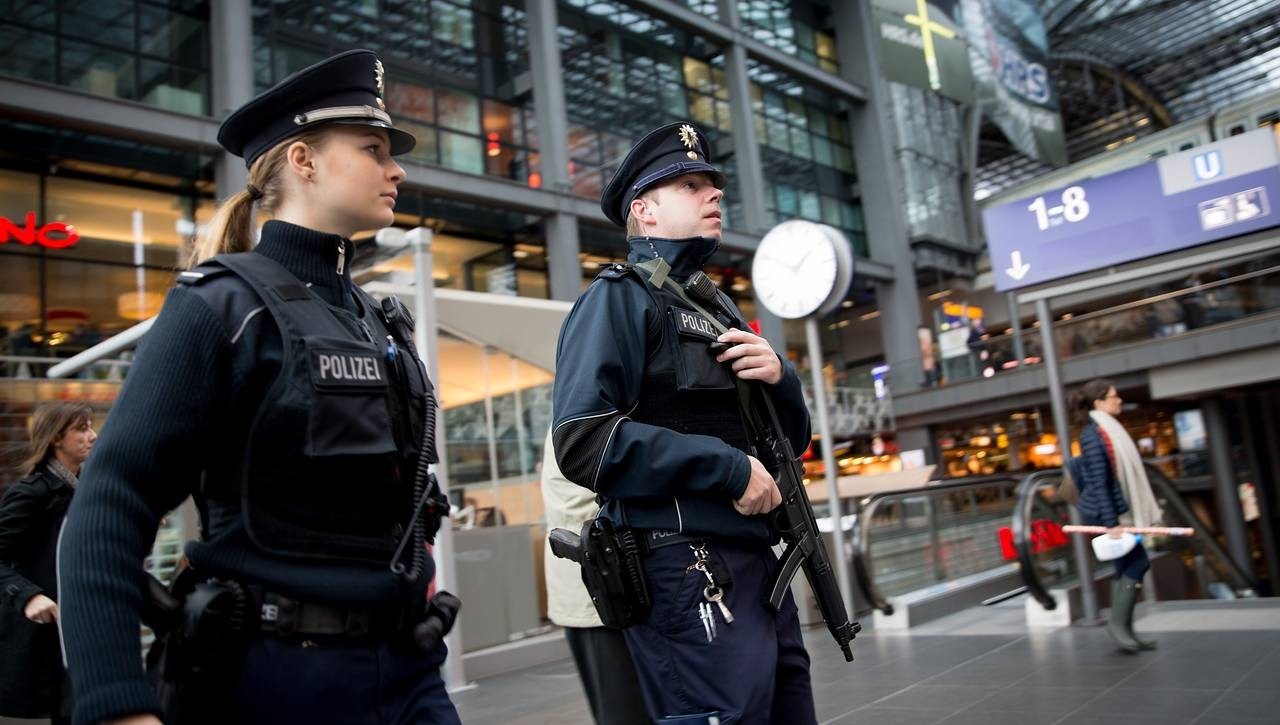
[
  {"xmin": 1127, "ymin": 579, "xmax": 1157, "ymax": 650},
  {"xmin": 1106, "ymin": 578, "xmax": 1141, "ymax": 653}
]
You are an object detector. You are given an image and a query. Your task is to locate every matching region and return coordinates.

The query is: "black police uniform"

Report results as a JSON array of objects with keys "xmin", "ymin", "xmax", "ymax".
[
  {"xmin": 552, "ymin": 123, "xmax": 816, "ymax": 724},
  {"xmin": 57, "ymin": 51, "xmax": 458, "ymax": 725}
]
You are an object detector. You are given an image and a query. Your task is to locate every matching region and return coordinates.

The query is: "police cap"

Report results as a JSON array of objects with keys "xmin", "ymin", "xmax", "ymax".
[
  {"xmin": 600, "ymin": 122, "xmax": 727, "ymax": 227},
  {"xmin": 218, "ymin": 49, "xmax": 416, "ymax": 168}
]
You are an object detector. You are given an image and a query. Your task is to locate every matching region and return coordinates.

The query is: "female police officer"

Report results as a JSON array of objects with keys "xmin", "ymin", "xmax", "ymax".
[{"xmin": 57, "ymin": 50, "xmax": 459, "ymax": 725}]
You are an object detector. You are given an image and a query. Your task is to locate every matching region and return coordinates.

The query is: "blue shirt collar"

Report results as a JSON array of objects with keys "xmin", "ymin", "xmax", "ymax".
[{"xmin": 625, "ymin": 236, "xmax": 719, "ymax": 278}]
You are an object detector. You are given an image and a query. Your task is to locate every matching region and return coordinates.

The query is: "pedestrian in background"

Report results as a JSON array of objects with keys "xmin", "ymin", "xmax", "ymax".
[
  {"xmin": 1069, "ymin": 378, "xmax": 1163, "ymax": 653},
  {"xmin": 540, "ymin": 429, "xmax": 650, "ymax": 725},
  {"xmin": 0, "ymin": 401, "xmax": 96, "ymax": 724}
]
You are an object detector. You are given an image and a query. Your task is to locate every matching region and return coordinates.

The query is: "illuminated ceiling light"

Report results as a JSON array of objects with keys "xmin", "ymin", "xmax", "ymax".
[
  {"xmin": 927, "ymin": 289, "xmax": 951, "ymax": 301},
  {"xmin": 486, "ymin": 132, "xmax": 501, "ymax": 157},
  {"xmin": 1136, "ymin": 117, "xmax": 1150, "ymax": 127},
  {"xmin": 860, "ymin": 310, "xmax": 881, "ymax": 320}
]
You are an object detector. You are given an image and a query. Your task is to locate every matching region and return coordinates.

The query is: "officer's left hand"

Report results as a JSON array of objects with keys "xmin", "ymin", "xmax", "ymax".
[{"xmin": 716, "ymin": 328, "xmax": 782, "ymax": 385}]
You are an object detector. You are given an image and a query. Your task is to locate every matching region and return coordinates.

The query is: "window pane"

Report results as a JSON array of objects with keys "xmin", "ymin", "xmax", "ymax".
[
  {"xmin": 139, "ymin": 6, "xmax": 206, "ymax": 67},
  {"xmin": 62, "ymin": 41, "xmax": 136, "ymax": 102},
  {"xmin": 2, "ymin": 0, "xmax": 55, "ymax": 29},
  {"xmin": 388, "ymin": 82, "xmax": 435, "ymax": 123},
  {"xmin": 439, "ymin": 131, "xmax": 483, "ymax": 174},
  {"xmin": 44, "ymin": 177, "xmax": 187, "ymax": 267},
  {"xmin": 436, "ymin": 89, "xmax": 480, "ymax": 133},
  {"xmin": 0, "ymin": 27, "xmax": 56, "ymax": 84},
  {"xmin": 60, "ymin": 0, "xmax": 135, "ymax": 48},
  {"xmin": 139, "ymin": 60, "xmax": 207, "ymax": 115}
]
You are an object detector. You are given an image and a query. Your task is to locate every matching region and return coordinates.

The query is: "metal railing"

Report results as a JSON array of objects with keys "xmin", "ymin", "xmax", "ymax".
[
  {"xmin": 1010, "ymin": 464, "xmax": 1256, "ymax": 610},
  {"xmin": 850, "ymin": 474, "xmax": 1021, "ymax": 615}
]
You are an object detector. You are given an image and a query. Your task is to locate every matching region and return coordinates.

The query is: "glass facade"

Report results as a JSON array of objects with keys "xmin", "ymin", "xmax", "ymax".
[
  {"xmin": 738, "ymin": 0, "xmax": 839, "ymax": 73},
  {"xmin": 0, "ymin": 121, "xmax": 214, "ymax": 374},
  {"xmin": 0, "ymin": 0, "xmax": 211, "ymax": 115},
  {"xmin": 891, "ymin": 83, "xmax": 967, "ymax": 248},
  {"xmin": 749, "ymin": 60, "xmax": 865, "ymax": 256},
  {"xmin": 557, "ymin": 2, "xmax": 738, "ymax": 217},
  {"xmin": 253, "ymin": 0, "xmax": 539, "ymax": 184}
]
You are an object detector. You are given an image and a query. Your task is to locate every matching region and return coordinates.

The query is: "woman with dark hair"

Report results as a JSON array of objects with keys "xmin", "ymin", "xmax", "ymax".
[
  {"xmin": 0, "ymin": 401, "xmax": 96, "ymax": 724},
  {"xmin": 1068, "ymin": 378, "xmax": 1163, "ymax": 652}
]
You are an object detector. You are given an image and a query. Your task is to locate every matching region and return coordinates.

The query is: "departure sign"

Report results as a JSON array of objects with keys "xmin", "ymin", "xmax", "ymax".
[{"xmin": 983, "ymin": 127, "xmax": 1280, "ymax": 292}]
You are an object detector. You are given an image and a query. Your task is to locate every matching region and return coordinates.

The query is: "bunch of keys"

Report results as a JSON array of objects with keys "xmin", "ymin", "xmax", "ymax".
[{"xmin": 688, "ymin": 543, "xmax": 734, "ymax": 643}]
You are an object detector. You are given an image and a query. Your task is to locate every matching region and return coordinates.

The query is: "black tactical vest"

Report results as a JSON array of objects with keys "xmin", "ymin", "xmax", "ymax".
[
  {"xmin": 197, "ymin": 253, "xmax": 434, "ymax": 565},
  {"xmin": 610, "ymin": 264, "xmax": 752, "ymax": 458}
]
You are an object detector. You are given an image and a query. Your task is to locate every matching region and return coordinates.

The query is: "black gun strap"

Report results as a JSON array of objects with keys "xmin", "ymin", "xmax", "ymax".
[{"xmin": 632, "ymin": 259, "xmax": 784, "ymax": 437}]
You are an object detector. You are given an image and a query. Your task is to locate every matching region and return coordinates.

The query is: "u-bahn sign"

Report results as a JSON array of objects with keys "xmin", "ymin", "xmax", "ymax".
[{"xmin": 984, "ymin": 127, "xmax": 1280, "ymax": 292}]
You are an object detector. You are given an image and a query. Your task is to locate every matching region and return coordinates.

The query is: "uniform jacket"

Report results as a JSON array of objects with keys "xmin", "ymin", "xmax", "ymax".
[
  {"xmin": 539, "ymin": 430, "xmax": 603, "ymax": 628},
  {"xmin": 58, "ymin": 221, "xmax": 432, "ymax": 725},
  {"xmin": 551, "ymin": 236, "xmax": 811, "ymax": 543},
  {"xmin": 1075, "ymin": 421, "xmax": 1129, "ymax": 527},
  {"xmin": 0, "ymin": 461, "xmax": 73, "ymax": 717}
]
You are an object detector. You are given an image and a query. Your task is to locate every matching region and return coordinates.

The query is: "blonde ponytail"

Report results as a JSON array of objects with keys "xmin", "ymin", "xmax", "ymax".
[{"xmin": 188, "ymin": 128, "xmax": 330, "ymax": 268}]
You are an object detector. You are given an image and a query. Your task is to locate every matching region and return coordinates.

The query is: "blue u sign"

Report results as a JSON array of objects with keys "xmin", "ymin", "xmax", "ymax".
[{"xmin": 1193, "ymin": 150, "xmax": 1222, "ymax": 181}]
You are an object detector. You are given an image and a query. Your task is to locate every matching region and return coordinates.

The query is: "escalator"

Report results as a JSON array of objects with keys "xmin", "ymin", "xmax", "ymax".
[
  {"xmin": 1009, "ymin": 464, "xmax": 1255, "ymax": 611},
  {"xmin": 849, "ymin": 475, "xmax": 1023, "ymax": 617},
  {"xmin": 847, "ymin": 465, "xmax": 1256, "ymax": 624}
]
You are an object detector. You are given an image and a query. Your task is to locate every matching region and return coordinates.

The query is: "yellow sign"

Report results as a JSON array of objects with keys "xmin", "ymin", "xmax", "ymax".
[{"xmin": 904, "ymin": 0, "xmax": 956, "ymax": 91}]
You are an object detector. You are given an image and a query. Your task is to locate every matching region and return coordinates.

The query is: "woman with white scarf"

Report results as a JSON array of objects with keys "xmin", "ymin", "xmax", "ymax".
[{"xmin": 1069, "ymin": 378, "xmax": 1163, "ymax": 653}]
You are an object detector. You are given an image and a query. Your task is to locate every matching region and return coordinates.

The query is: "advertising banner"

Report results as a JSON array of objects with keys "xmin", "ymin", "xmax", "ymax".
[{"xmin": 960, "ymin": 0, "xmax": 1067, "ymax": 166}]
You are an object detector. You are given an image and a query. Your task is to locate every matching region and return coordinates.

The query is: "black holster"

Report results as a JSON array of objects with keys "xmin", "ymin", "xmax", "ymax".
[
  {"xmin": 144, "ymin": 571, "xmax": 251, "ymax": 725},
  {"xmin": 549, "ymin": 519, "xmax": 651, "ymax": 629}
]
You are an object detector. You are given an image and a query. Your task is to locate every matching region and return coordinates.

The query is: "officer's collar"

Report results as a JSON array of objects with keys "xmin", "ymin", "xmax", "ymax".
[
  {"xmin": 255, "ymin": 220, "xmax": 355, "ymax": 310},
  {"xmin": 626, "ymin": 236, "xmax": 719, "ymax": 278}
]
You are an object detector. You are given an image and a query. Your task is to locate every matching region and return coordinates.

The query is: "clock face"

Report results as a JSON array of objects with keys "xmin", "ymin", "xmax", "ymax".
[{"xmin": 752, "ymin": 220, "xmax": 842, "ymax": 319}]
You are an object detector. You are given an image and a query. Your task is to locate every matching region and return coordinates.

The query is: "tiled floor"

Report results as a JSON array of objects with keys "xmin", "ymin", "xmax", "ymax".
[
  {"xmin": 450, "ymin": 598, "xmax": 1280, "ymax": 725},
  {"xmin": 4, "ymin": 599, "xmax": 1275, "ymax": 725}
]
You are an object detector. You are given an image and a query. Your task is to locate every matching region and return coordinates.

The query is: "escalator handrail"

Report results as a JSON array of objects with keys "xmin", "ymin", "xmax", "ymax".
[
  {"xmin": 1012, "ymin": 470, "xmax": 1066, "ymax": 611},
  {"xmin": 1142, "ymin": 463, "xmax": 1255, "ymax": 591},
  {"xmin": 1010, "ymin": 464, "xmax": 1256, "ymax": 615},
  {"xmin": 850, "ymin": 474, "xmax": 1021, "ymax": 615}
]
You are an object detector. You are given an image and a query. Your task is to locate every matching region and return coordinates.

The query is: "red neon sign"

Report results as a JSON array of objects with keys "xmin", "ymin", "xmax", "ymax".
[
  {"xmin": 0, "ymin": 212, "xmax": 80, "ymax": 249},
  {"xmin": 998, "ymin": 519, "xmax": 1069, "ymax": 560}
]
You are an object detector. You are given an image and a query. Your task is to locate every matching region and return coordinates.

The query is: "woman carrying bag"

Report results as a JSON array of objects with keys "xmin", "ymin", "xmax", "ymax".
[
  {"xmin": 1069, "ymin": 378, "xmax": 1164, "ymax": 653},
  {"xmin": 0, "ymin": 402, "xmax": 97, "ymax": 723}
]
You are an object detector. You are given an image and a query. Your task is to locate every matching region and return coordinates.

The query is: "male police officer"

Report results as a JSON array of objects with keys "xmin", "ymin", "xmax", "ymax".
[{"xmin": 552, "ymin": 122, "xmax": 817, "ymax": 724}]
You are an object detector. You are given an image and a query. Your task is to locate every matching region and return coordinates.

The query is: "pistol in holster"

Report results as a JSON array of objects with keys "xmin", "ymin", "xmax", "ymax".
[
  {"xmin": 549, "ymin": 518, "xmax": 651, "ymax": 629},
  {"xmin": 143, "ymin": 568, "xmax": 251, "ymax": 725}
]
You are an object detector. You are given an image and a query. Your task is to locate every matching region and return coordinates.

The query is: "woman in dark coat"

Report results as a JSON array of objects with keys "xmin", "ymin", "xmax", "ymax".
[
  {"xmin": 0, "ymin": 401, "xmax": 97, "ymax": 723},
  {"xmin": 1069, "ymin": 379, "xmax": 1162, "ymax": 653}
]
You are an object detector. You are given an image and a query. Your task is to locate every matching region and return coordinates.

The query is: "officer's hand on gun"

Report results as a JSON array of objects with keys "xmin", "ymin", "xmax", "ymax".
[
  {"xmin": 715, "ymin": 328, "xmax": 782, "ymax": 385},
  {"xmin": 736, "ymin": 455, "xmax": 783, "ymax": 516}
]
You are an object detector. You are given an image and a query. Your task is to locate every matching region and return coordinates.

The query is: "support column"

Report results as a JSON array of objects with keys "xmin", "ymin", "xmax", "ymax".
[
  {"xmin": 525, "ymin": 0, "xmax": 570, "ymax": 194},
  {"xmin": 1240, "ymin": 397, "xmax": 1280, "ymax": 590},
  {"xmin": 545, "ymin": 212, "xmax": 583, "ymax": 301},
  {"xmin": 1007, "ymin": 292, "xmax": 1025, "ymax": 362},
  {"xmin": 210, "ymin": 0, "xmax": 254, "ymax": 199},
  {"xmin": 1202, "ymin": 397, "xmax": 1254, "ymax": 580},
  {"xmin": 832, "ymin": 0, "xmax": 925, "ymax": 392},
  {"xmin": 1037, "ymin": 298, "xmax": 1099, "ymax": 623},
  {"xmin": 526, "ymin": 0, "xmax": 582, "ymax": 301}
]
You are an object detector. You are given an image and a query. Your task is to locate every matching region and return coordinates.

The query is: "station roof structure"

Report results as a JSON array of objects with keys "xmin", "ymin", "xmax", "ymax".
[{"xmin": 978, "ymin": 0, "xmax": 1280, "ymax": 193}]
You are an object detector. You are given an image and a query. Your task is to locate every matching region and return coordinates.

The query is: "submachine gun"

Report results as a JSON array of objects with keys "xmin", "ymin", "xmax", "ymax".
[{"xmin": 659, "ymin": 262, "xmax": 861, "ymax": 662}]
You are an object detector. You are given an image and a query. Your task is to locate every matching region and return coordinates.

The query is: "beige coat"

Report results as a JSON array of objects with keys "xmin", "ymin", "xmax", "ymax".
[{"xmin": 540, "ymin": 429, "xmax": 604, "ymax": 628}]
